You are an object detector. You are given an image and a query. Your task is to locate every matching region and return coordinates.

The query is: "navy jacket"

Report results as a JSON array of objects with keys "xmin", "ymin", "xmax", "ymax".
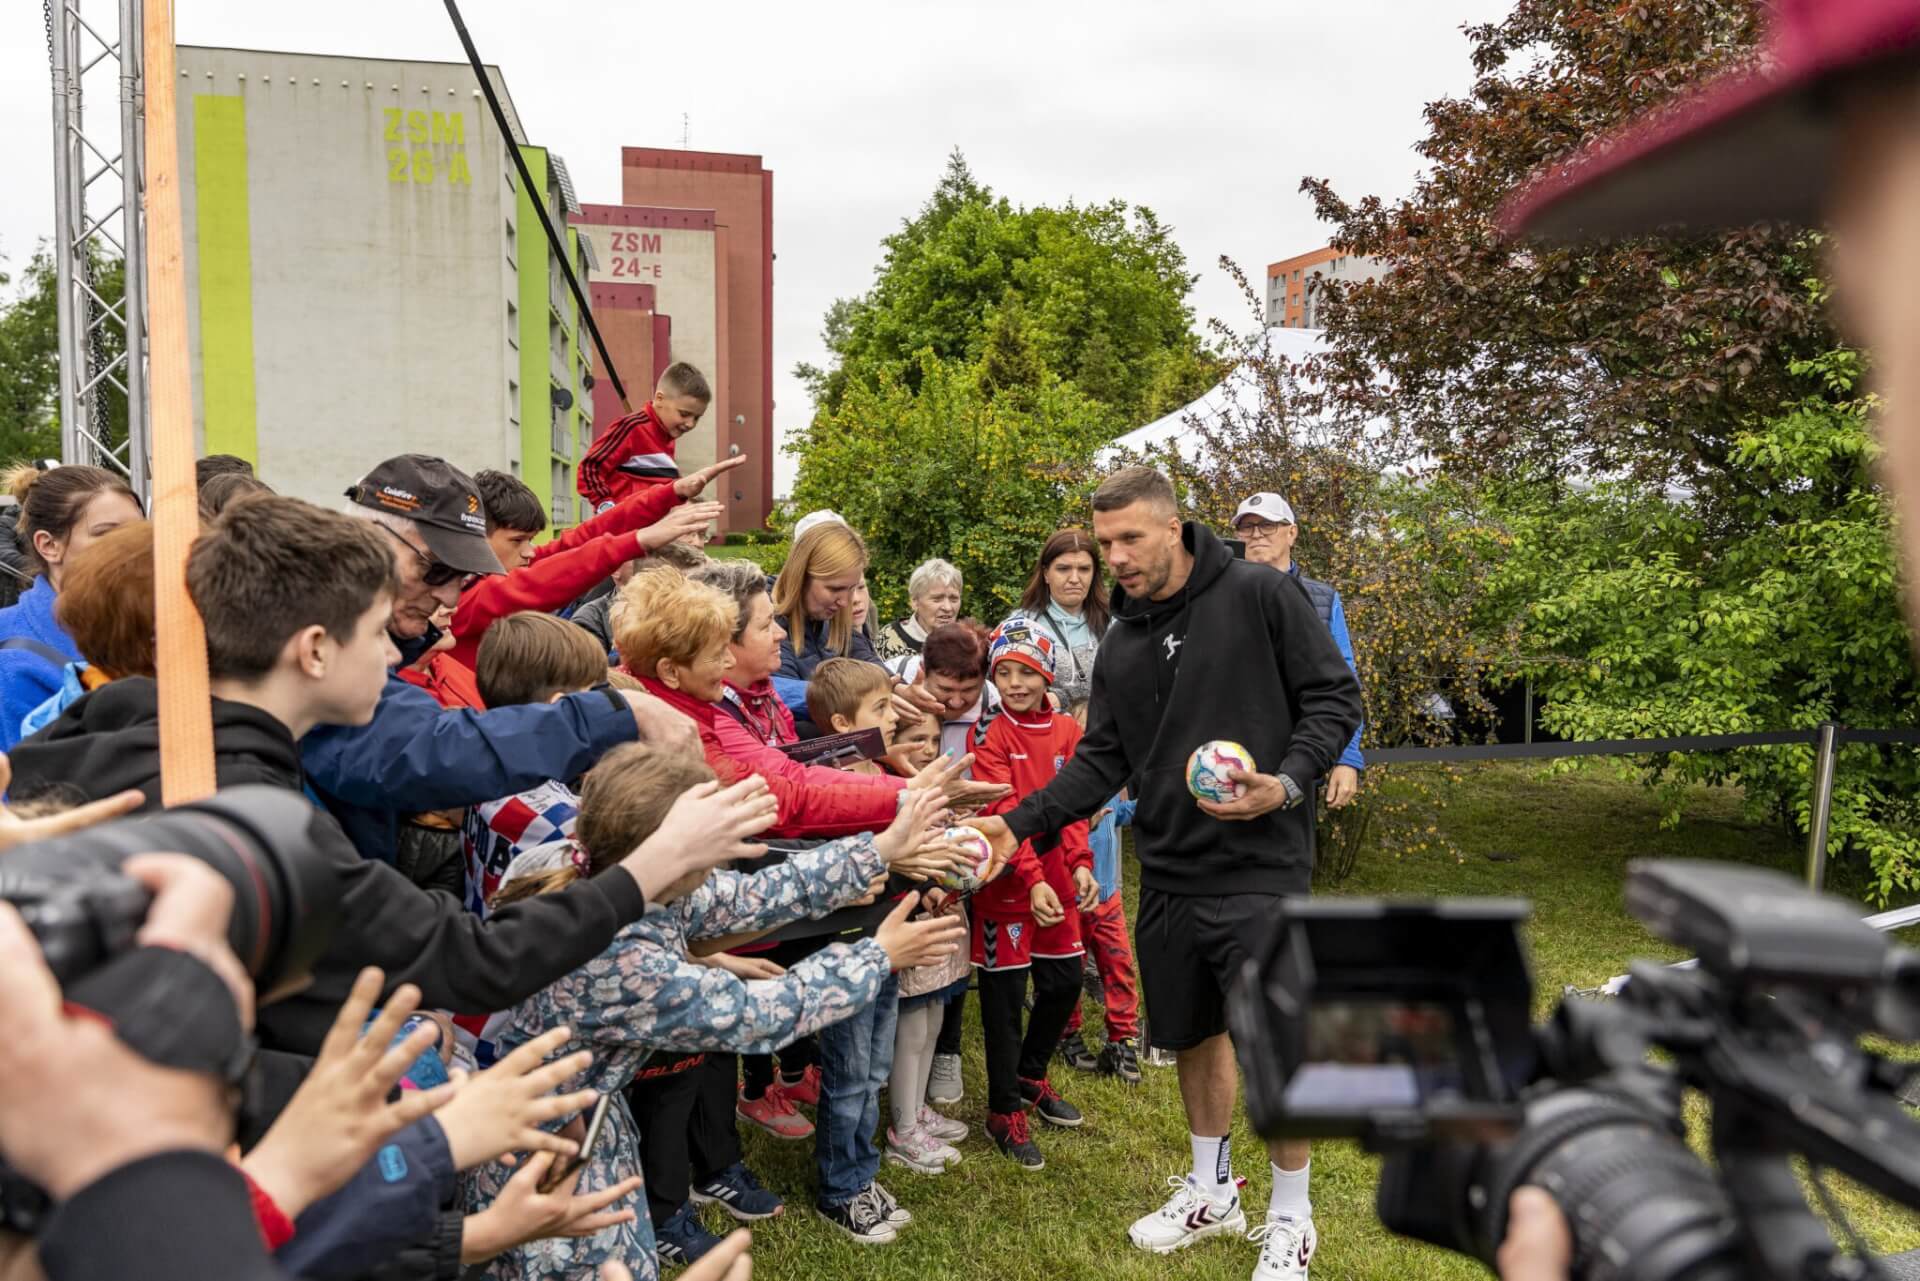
[
  {"xmin": 302, "ymin": 671, "xmax": 637, "ymax": 865},
  {"xmin": 278, "ymin": 1117, "xmax": 459, "ymax": 1280},
  {"xmin": 773, "ymin": 615, "xmax": 884, "ymax": 719}
]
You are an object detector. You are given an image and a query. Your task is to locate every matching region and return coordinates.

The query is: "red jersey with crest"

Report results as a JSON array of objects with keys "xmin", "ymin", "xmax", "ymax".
[{"xmin": 970, "ymin": 708, "xmax": 1092, "ymax": 967}]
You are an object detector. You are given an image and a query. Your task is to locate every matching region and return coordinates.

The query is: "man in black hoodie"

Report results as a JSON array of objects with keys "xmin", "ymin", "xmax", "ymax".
[{"xmin": 973, "ymin": 466, "xmax": 1361, "ymax": 1279}]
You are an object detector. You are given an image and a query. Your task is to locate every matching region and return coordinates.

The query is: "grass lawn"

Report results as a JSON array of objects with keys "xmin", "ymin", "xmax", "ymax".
[{"xmin": 719, "ymin": 763, "xmax": 1920, "ymax": 1280}]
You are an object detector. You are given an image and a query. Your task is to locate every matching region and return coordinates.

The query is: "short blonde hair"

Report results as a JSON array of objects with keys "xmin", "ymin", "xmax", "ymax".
[
  {"xmin": 771, "ymin": 522, "xmax": 867, "ymax": 659},
  {"xmin": 614, "ymin": 567, "xmax": 738, "ymax": 678}
]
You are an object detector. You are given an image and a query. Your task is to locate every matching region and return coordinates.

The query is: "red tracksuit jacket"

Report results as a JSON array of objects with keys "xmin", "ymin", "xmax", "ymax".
[
  {"xmin": 973, "ymin": 709, "xmax": 1093, "ymax": 918},
  {"xmin": 579, "ymin": 402, "xmax": 678, "ymax": 510},
  {"xmin": 446, "ymin": 483, "xmax": 681, "ymax": 670}
]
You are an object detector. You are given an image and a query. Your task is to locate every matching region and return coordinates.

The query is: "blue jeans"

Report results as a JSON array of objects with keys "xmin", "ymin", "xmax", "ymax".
[{"xmin": 813, "ymin": 972, "xmax": 899, "ymax": 1208}]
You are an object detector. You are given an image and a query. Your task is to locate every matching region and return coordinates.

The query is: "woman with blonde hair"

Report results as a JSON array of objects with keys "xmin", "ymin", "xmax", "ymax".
[{"xmin": 771, "ymin": 522, "xmax": 879, "ymax": 683}]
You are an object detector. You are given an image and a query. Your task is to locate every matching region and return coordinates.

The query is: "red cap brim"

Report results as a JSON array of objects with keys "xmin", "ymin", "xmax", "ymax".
[{"xmin": 1499, "ymin": 61, "xmax": 1835, "ymax": 244}]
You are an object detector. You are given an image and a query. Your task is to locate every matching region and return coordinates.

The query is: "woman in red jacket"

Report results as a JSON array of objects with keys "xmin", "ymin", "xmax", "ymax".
[{"xmin": 611, "ymin": 566, "xmax": 1003, "ymax": 839}]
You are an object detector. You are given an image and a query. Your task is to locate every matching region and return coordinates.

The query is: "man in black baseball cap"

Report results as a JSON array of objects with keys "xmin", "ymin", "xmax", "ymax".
[
  {"xmin": 305, "ymin": 451, "xmax": 700, "ymax": 873},
  {"xmin": 344, "ymin": 455, "xmax": 504, "ymax": 641}
]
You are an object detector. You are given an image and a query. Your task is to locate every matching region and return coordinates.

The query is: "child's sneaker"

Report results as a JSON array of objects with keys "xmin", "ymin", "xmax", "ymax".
[
  {"xmin": 1144, "ymin": 1043, "xmax": 1179, "ymax": 1068},
  {"xmin": 735, "ymin": 1083, "xmax": 813, "ymax": 1140},
  {"xmin": 1101, "ymin": 1037, "xmax": 1143, "ymax": 1084},
  {"xmin": 927, "ymin": 1052, "xmax": 963, "ymax": 1104},
  {"xmin": 866, "ymin": 1181, "xmax": 912, "ymax": 1227},
  {"xmin": 1127, "ymin": 1176, "xmax": 1247, "ymax": 1254},
  {"xmin": 817, "ymin": 1193, "xmax": 896, "ymax": 1245},
  {"xmin": 916, "ymin": 1104, "xmax": 968, "ymax": 1144},
  {"xmin": 987, "ymin": 1110, "xmax": 1045, "ymax": 1170},
  {"xmin": 885, "ymin": 1125, "xmax": 960, "ymax": 1174},
  {"xmin": 1250, "ymin": 1212, "xmax": 1318, "ymax": 1279},
  {"xmin": 779, "ymin": 1064, "xmax": 822, "ymax": 1109},
  {"xmin": 1058, "ymin": 1030, "xmax": 1102, "ymax": 1074},
  {"xmin": 690, "ymin": 1161, "xmax": 784, "ymax": 1222},
  {"xmin": 655, "ymin": 1201, "xmax": 725, "ymax": 1266},
  {"xmin": 1019, "ymin": 1075, "xmax": 1084, "ymax": 1128}
]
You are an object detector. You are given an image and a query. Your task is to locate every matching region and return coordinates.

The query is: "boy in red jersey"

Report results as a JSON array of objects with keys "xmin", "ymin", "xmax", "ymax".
[
  {"xmin": 578, "ymin": 362, "xmax": 712, "ymax": 512},
  {"xmin": 970, "ymin": 616, "xmax": 1099, "ymax": 1169}
]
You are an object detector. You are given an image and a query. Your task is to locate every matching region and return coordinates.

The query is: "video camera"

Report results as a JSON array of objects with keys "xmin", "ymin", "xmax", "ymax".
[
  {"xmin": 0, "ymin": 785, "xmax": 344, "ymax": 1231},
  {"xmin": 1228, "ymin": 860, "xmax": 1920, "ymax": 1281}
]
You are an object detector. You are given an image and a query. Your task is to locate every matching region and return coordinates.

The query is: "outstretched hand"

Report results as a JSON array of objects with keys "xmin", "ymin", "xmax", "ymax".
[
  {"xmin": 906, "ymin": 751, "xmax": 1012, "ymax": 809},
  {"xmin": 673, "ymin": 454, "xmax": 748, "ymax": 501},
  {"xmin": 0, "ymin": 753, "xmax": 144, "ymax": 853},
  {"xmin": 637, "ymin": 501, "xmax": 725, "ymax": 552},
  {"xmin": 871, "ymin": 786, "xmax": 955, "ymax": 877},
  {"xmin": 435, "ymin": 1025, "xmax": 598, "ymax": 1172},
  {"xmin": 460, "ymin": 1153, "xmax": 640, "ymax": 1265},
  {"xmin": 622, "ymin": 776, "xmax": 779, "ymax": 902},
  {"xmin": 602, "ymin": 1229, "xmax": 752, "ymax": 1281},
  {"xmin": 242, "ymin": 968, "xmax": 454, "ymax": 1219}
]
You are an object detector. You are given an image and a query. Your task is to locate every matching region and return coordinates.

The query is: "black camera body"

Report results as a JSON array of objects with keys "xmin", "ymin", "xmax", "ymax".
[
  {"xmin": 1227, "ymin": 860, "xmax": 1920, "ymax": 1281},
  {"xmin": 0, "ymin": 785, "xmax": 345, "ymax": 1233}
]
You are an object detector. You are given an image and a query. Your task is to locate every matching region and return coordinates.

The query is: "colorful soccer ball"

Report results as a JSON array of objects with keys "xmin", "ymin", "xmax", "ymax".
[
  {"xmin": 1187, "ymin": 740, "xmax": 1256, "ymax": 803},
  {"xmin": 935, "ymin": 826, "xmax": 995, "ymax": 893}
]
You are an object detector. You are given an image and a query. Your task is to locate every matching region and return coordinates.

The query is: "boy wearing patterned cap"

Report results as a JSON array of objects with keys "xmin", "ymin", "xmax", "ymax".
[{"xmin": 969, "ymin": 616, "xmax": 1099, "ymax": 1169}]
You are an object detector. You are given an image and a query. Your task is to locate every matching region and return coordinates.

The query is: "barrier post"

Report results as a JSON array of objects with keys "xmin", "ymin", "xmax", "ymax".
[{"xmin": 1804, "ymin": 722, "xmax": 1839, "ymax": 891}]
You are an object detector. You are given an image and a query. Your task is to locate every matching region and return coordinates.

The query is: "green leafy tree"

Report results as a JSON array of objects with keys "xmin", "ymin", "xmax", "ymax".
[
  {"xmin": 1483, "ymin": 351, "xmax": 1920, "ymax": 899},
  {"xmin": 789, "ymin": 353, "xmax": 1117, "ymax": 623},
  {"xmin": 1300, "ymin": 0, "xmax": 1834, "ymax": 514},
  {"xmin": 0, "ymin": 245, "xmax": 128, "ymax": 465},
  {"xmin": 802, "ymin": 150, "xmax": 1220, "ymax": 423}
]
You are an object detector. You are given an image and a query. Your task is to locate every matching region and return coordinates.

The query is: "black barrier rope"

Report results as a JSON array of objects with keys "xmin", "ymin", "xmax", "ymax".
[
  {"xmin": 442, "ymin": 0, "xmax": 630, "ymax": 411},
  {"xmin": 1367, "ymin": 729, "xmax": 1817, "ymax": 766}
]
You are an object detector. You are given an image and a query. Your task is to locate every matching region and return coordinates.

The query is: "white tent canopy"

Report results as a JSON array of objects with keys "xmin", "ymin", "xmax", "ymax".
[{"xmin": 1103, "ymin": 325, "xmax": 1402, "ymax": 467}]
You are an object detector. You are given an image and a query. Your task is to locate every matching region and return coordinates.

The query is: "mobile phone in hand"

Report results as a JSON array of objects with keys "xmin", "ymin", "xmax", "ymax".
[{"xmin": 538, "ymin": 1093, "xmax": 613, "ymax": 1193}]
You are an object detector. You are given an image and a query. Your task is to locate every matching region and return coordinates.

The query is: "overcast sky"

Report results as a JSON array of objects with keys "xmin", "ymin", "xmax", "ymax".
[{"xmin": 2, "ymin": 0, "xmax": 1511, "ymax": 495}]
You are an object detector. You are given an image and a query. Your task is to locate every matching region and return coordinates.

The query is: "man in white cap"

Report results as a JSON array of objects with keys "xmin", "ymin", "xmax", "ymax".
[{"xmin": 1232, "ymin": 493, "xmax": 1362, "ymax": 810}]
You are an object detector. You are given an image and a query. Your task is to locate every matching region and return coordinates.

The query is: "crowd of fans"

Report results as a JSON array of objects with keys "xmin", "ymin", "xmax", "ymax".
[{"xmin": 0, "ymin": 359, "xmax": 1369, "ymax": 1281}]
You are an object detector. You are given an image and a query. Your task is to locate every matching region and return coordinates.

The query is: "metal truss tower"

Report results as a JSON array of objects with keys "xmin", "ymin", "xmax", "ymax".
[{"xmin": 47, "ymin": 0, "xmax": 149, "ymax": 494}]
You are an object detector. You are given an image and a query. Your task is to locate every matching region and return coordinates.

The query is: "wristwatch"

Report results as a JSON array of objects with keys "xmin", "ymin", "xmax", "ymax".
[{"xmin": 1276, "ymin": 773, "xmax": 1305, "ymax": 810}]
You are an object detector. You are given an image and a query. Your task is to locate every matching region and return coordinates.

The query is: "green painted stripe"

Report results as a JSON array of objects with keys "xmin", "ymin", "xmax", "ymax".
[{"xmin": 193, "ymin": 95, "xmax": 257, "ymax": 463}]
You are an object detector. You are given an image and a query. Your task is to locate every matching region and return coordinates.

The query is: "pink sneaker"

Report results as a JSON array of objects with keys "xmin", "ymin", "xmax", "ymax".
[
  {"xmin": 781, "ymin": 1064, "xmax": 823, "ymax": 1109},
  {"xmin": 736, "ymin": 1083, "xmax": 814, "ymax": 1140}
]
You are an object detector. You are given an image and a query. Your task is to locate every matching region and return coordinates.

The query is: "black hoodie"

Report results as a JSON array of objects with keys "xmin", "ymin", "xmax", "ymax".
[
  {"xmin": 1005, "ymin": 522, "xmax": 1363, "ymax": 897},
  {"xmin": 8, "ymin": 678, "xmax": 647, "ymax": 1060}
]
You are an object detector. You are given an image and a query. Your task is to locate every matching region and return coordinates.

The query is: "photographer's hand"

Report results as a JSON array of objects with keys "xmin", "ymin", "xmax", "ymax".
[
  {"xmin": 0, "ymin": 752, "xmax": 144, "ymax": 853},
  {"xmin": 242, "ymin": 968, "xmax": 454, "ymax": 1219},
  {"xmin": 0, "ymin": 901, "xmax": 241, "ymax": 1202},
  {"xmin": 1498, "ymin": 1188, "xmax": 1572, "ymax": 1281}
]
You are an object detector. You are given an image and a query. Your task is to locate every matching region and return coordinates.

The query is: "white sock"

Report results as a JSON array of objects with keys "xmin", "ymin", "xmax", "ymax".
[
  {"xmin": 1189, "ymin": 1133, "xmax": 1233, "ymax": 1198},
  {"xmin": 1269, "ymin": 1159, "xmax": 1311, "ymax": 1221}
]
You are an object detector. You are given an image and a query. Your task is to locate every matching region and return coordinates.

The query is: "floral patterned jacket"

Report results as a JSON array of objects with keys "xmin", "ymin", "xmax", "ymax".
[{"xmin": 467, "ymin": 834, "xmax": 893, "ymax": 1281}]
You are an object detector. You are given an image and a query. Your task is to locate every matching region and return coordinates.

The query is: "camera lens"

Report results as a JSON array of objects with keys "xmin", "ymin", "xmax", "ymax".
[
  {"xmin": 0, "ymin": 785, "xmax": 342, "ymax": 992},
  {"xmin": 1481, "ymin": 1090, "xmax": 1742, "ymax": 1281}
]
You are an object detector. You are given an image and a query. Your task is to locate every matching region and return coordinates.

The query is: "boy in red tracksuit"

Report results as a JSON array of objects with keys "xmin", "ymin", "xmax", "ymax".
[
  {"xmin": 447, "ymin": 464, "xmax": 730, "ymax": 671},
  {"xmin": 578, "ymin": 361, "xmax": 713, "ymax": 512},
  {"xmin": 971, "ymin": 616, "xmax": 1097, "ymax": 1170}
]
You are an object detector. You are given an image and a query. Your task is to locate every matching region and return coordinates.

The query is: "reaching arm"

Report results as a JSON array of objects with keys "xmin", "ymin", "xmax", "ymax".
[
  {"xmin": 1269, "ymin": 577, "xmax": 1365, "ymax": 788},
  {"xmin": 681, "ymin": 836, "xmax": 888, "ymax": 941},
  {"xmin": 449, "ymin": 534, "xmax": 640, "ymax": 669},
  {"xmin": 531, "ymin": 482, "xmax": 679, "ymax": 564},
  {"xmin": 1002, "ymin": 661, "xmax": 1133, "ymax": 846},
  {"xmin": 301, "ymin": 679, "xmax": 634, "ymax": 813}
]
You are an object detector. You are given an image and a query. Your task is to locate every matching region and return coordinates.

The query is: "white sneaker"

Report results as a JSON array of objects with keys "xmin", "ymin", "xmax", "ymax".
[
  {"xmin": 927, "ymin": 1052, "xmax": 963, "ymax": 1104},
  {"xmin": 885, "ymin": 1125, "xmax": 960, "ymax": 1174},
  {"xmin": 1128, "ymin": 1176, "xmax": 1247, "ymax": 1254},
  {"xmin": 917, "ymin": 1104, "xmax": 969, "ymax": 1144},
  {"xmin": 1250, "ymin": 1213, "xmax": 1317, "ymax": 1279}
]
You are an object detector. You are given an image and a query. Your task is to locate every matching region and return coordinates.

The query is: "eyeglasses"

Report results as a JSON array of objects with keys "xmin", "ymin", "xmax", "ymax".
[
  {"xmin": 378, "ymin": 523, "xmax": 467, "ymax": 588},
  {"xmin": 1235, "ymin": 520, "xmax": 1290, "ymax": 541}
]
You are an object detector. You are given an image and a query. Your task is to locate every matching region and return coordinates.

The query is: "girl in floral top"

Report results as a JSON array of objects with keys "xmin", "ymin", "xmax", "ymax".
[{"xmin": 466, "ymin": 744, "xmax": 969, "ymax": 1281}]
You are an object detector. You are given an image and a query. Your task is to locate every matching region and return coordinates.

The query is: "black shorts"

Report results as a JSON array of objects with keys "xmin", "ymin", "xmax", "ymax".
[{"xmin": 1136, "ymin": 886, "xmax": 1302, "ymax": 1052}]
